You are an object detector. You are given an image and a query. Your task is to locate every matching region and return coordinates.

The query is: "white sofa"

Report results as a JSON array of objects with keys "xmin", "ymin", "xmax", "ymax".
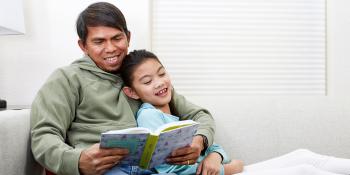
[
  {"xmin": 1, "ymin": 108, "xmax": 349, "ymax": 174},
  {"xmin": 0, "ymin": 109, "xmax": 44, "ymax": 175}
]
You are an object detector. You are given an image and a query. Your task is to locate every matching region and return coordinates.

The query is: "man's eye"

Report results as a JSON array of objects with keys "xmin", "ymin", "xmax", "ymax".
[
  {"xmin": 113, "ymin": 37, "xmax": 122, "ymax": 41},
  {"xmin": 93, "ymin": 41, "xmax": 103, "ymax": 45}
]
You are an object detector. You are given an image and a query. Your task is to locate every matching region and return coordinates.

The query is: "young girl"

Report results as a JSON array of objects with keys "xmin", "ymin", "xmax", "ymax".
[
  {"xmin": 120, "ymin": 49, "xmax": 244, "ymax": 175},
  {"xmin": 118, "ymin": 49, "xmax": 350, "ymax": 175}
]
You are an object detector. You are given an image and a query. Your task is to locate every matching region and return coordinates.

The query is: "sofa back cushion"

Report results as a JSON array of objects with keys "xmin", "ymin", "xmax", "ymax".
[{"xmin": 0, "ymin": 109, "xmax": 44, "ymax": 175}]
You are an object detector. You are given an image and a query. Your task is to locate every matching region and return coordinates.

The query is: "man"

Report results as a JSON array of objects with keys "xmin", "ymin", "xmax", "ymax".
[{"xmin": 30, "ymin": 2, "xmax": 215, "ymax": 175}]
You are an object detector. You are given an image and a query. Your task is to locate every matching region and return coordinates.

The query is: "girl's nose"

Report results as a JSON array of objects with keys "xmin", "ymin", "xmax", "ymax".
[{"xmin": 155, "ymin": 80, "xmax": 164, "ymax": 89}]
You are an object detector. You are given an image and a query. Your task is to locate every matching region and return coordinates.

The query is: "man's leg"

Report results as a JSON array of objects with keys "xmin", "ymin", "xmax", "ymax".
[{"xmin": 104, "ymin": 165, "xmax": 131, "ymax": 175}]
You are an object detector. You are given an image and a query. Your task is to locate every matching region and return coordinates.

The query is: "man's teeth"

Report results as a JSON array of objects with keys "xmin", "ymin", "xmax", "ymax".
[{"xmin": 105, "ymin": 56, "xmax": 117, "ymax": 61}]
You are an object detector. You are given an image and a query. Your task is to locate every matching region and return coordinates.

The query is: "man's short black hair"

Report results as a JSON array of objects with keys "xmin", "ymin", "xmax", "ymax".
[{"xmin": 76, "ymin": 2, "xmax": 129, "ymax": 44}]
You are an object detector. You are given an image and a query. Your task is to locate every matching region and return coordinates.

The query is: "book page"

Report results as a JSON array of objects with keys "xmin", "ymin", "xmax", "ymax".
[
  {"xmin": 148, "ymin": 123, "xmax": 199, "ymax": 168},
  {"xmin": 103, "ymin": 127, "xmax": 151, "ymax": 134},
  {"xmin": 100, "ymin": 130, "xmax": 149, "ymax": 165},
  {"xmin": 154, "ymin": 120, "xmax": 198, "ymax": 134}
]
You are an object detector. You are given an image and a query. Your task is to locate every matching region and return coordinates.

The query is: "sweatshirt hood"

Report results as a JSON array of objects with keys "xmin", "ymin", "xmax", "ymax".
[{"xmin": 71, "ymin": 55, "xmax": 123, "ymax": 84}]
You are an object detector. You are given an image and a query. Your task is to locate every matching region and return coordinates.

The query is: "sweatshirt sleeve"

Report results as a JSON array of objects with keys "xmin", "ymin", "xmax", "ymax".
[
  {"xmin": 169, "ymin": 89, "xmax": 216, "ymax": 146},
  {"xmin": 30, "ymin": 68, "xmax": 82, "ymax": 175}
]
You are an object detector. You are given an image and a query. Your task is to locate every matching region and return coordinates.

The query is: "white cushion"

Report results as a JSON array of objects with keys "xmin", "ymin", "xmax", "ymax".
[{"xmin": 0, "ymin": 109, "xmax": 44, "ymax": 175}]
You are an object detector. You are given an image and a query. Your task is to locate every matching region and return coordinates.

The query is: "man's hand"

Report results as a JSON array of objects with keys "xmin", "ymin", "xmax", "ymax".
[
  {"xmin": 196, "ymin": 152, "xmax": 222, "ymax": 175},
  {"xmin": 79, "ymin": 143, "xmax": 129, "ymax": 175},
  {"xmin": 166, "ymin": 135, "xmax": 204, "ymax": 165}
]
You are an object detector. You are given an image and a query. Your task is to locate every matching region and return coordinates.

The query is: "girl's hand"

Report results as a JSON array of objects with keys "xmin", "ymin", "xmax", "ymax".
[{"xmin": 196, "ymin": 152, "xmax": 222, "ymax": 175}]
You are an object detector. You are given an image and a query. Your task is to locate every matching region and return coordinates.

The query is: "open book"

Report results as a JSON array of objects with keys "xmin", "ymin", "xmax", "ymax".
[{"xmin": 100, "ymin": 120, "xmax": 199, "ymax": 169}]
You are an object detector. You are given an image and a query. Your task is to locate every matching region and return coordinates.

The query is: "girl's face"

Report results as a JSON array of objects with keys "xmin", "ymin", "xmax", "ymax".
[{"xmin": 130, "ymin": 59, "xmax": 172, "ymax": 108}]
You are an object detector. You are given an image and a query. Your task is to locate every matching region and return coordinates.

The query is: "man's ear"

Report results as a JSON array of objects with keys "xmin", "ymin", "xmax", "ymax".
[
  {"xmin": 122, "ymin": 86, "xmax": 140, "ymax": 100},
  {"xmin": 78, "ymin": 40, "xmax": 88, "ymax": 54},
  {"xmin": 126, "ymin": 31, "xmax": 131, "ymax": 44}
]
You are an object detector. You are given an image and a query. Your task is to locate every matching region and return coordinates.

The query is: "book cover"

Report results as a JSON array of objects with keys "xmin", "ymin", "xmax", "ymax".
[{"xmin": 100, "ymin": 120, "xmax": 199, "ymax": 169}]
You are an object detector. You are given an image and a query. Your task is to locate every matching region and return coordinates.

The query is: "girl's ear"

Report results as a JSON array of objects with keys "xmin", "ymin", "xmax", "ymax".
[{"xmin": 122, "ymin": 86, "xmax": 140, "ymax": 100}]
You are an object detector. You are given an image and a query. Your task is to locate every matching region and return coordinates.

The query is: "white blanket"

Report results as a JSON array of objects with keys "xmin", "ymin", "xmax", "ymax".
[{"xmin": 237, "ymin": 149, "xmax": 350, "ymax": 175}]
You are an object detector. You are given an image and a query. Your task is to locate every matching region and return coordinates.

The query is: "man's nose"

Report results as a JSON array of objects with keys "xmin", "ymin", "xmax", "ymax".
[{"xmin": 105, "ymin": 41, "xmax": 117, "ymax": 52}]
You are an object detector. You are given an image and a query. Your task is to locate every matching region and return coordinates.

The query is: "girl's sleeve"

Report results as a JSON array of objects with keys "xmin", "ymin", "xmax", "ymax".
[{"xmin": 206, "ymin": 143, "xmax": 231, "ymax": 164}]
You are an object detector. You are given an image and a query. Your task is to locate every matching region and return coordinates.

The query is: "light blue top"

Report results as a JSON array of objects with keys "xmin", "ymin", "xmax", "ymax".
[{"xmin": 136, "ymin": 103, "xmax": 230, "ymax": 175}]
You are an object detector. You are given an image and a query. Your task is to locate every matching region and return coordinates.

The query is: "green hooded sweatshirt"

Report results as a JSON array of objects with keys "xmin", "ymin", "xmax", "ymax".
[{"xmin": 30, "ymin": 56, "xmax": 215, "ymax": 175}]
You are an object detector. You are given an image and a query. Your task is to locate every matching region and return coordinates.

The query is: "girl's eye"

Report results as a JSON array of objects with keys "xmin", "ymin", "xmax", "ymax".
[
  {"xmin": 159, "ymin": 72, "xmax": 166, "ymax": 77},
  {"xmin": 143, "ymin": 80, "xmax": 151, "ymax": 85}
]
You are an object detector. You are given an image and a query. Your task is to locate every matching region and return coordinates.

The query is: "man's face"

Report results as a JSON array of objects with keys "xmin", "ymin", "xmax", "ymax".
[{"xmin": 79, "ymin": 26, "xmax": 130, "ymax": 73}]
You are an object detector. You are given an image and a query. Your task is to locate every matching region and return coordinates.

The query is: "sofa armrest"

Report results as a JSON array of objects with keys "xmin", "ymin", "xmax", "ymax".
[{"xmin": 0, "ymin": 109, "xmax": 44, "ymax": 175}]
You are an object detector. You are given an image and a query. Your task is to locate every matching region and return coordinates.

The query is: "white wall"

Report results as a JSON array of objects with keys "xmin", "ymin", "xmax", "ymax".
[
  {"xmin": 0, "ymin": 0, "xmax": 349, "ymax": 164},
  {"xmin": 0, "ymin": 0, "xmax": 151, "ymax": 105},
  {"xmin": 186, "ymin": 0, "xmax": 350, "ymax": 164}
]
